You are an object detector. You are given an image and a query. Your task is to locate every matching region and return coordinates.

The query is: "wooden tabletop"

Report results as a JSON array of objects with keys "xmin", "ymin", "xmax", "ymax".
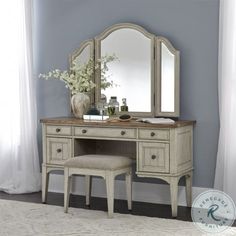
[{"xmin": 40, "ymin": 117, "xmax": 196, "ymax": 128}]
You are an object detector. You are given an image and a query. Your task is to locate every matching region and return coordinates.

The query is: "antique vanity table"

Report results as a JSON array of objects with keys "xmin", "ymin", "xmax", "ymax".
[{"xmin": 41, "ymin": 23, "xmax": 195, "ymax": 217}]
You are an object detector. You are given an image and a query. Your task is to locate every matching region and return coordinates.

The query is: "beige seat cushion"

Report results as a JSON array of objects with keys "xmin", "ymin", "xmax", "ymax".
[{"xmin": 64, "ymin": 154, "xmax": 133, "ymax": 170}]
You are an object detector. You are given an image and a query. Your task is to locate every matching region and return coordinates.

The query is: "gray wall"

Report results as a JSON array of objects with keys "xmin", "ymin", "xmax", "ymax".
[{"xmin": 34, "ymin": 0, "xmax": 219, "ymax": 188}]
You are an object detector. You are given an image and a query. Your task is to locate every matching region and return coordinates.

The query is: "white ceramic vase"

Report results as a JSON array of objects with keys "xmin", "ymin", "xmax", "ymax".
[{"xmin": 71, "ymin": 93, "xmax": 90, "ymax": 118}]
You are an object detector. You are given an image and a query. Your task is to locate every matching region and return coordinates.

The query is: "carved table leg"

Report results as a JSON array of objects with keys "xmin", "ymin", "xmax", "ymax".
[
  {"xmin": 64, "ymin": 167, "xmax": 72, "ymax": 213},
  {"xmin": 185, "ymin": 171, "xmax": 193, "ymax": 207},
  {"xmin": 170, "ymin": 177, "xmax": 179, "ymax": 218},
  {"xmin": 42, "ymin": 165, "xmax": 49, "ymax": 203}
]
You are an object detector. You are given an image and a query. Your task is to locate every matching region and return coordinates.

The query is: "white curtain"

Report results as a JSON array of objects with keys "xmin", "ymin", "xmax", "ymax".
[
  {"xmin": 214, "ymin": 0, "xmax": 236, "ymax": 202},
  {"xmin": 0, "ymin": 0, "xmax": 41, "ymax": 193}
]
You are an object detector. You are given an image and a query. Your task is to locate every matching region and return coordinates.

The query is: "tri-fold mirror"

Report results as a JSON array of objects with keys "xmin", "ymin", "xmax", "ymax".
[{"xmin": 70, "ymin": 23, "xmax": 180, "ymax": 117}]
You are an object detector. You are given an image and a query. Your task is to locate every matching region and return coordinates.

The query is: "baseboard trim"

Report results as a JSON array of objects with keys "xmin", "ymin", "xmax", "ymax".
[{"xmin": 48, "ymin": 174, "xmax": 210, "ymax": 206}]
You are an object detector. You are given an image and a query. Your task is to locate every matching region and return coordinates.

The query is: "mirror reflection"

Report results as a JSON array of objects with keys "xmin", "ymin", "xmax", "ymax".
[
  {"xmin": 100, "ymin": 28, "xmax": 152, "ymax": 112},
  {"xmin": 72, "ymin": 43, "xmax": 92, "ymax": 67},
  {"xmin": 161, "ymin": 42, "xmax": 175, "ymax": 113},
  {"xmin": 75, "ymin": 46, "xmax": 90, "ymax": 65},
  {"xmin": 70, "ymin": 41, "xmax": 95, "ymax": 103}
]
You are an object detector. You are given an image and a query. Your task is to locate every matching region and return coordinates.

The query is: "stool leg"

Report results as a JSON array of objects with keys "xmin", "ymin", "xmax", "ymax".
[
  {"xmin": 64, "ymin": 167, "xmax": 71, "ymax": 213},
  {"xmin": 105, "ymin": 171, "xmax": 114, "ymax": 218},
  {"xmin": 85, "ymin": 175, "xmax": 91, "ymax": 206},
  {"xmin": 125, "ymin": 170, "xmax": 132, "ymax": 210}
]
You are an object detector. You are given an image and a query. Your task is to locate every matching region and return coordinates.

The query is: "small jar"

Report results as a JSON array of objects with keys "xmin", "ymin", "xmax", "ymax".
[
  {"xmin": 120, "ymin": 98, "xmax": 128, "ymax": 112},
  {"xmin": 108, "ymin": 96, "xmax": 119, "ymax": 115},
  {"xmin": 97, "ymin": 96, "xmax": 108, "ymax": 115}
]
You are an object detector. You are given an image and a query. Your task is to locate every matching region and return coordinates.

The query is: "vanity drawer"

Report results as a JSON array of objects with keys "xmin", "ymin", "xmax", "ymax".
[
  {"xmin": 138, "ymin": 142, "xmax": 169, "ymax": 173},
  {"xmin": 46, "ymin": 125, "xmax": 72, "ymax": 136},
  {"xmin": 74, "ymin": 127, "xmax": 136, "ymax": 139},
  {"xmin": 138, "ymin": 129, "xmax": 169, "ymax": 140},
  {"xmin": 46, "ymin": 137, "xmax": 72, "ymax": 164}
]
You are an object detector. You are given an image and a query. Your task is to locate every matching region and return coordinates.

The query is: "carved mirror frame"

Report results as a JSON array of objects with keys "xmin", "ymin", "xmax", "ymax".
[{"xmin": 69, "ymin": 23, "xmax": 180, "ymax": 117}]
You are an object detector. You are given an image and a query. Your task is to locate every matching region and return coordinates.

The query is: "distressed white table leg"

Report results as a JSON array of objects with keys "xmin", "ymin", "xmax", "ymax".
[
  {"xmin": 185, "ymin": 171, "xmax": 193, "ymax": 207},
  {"xmin": 64, "ymin": 167, "xmax": 72, "ymax": 213},
  {"xmin": 105, "ymin": 171, "xmax": 114, "ymax": 218},
  {"xmin": 125, "ymin": 170, "xmax": 132, "ymax": 210},
  {"xmin": 85, "ymin": 175, "xmax": 91, "ymax": 206},
  {"xmin": 42, "ymin": 165, "xmax": 49, "ymax": 203},
  {"xmin": 170, "ymin": 177, "xmax": 179, "ymax": 217}
]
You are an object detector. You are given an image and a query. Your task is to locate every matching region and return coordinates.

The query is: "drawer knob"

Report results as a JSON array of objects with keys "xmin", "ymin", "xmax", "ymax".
[
  {"xmin": 82, "ymin": 129, "xmax": 87, "ymax": 134},
  {"xmin": 151, "ymin": 155, "xmax": 157, "ymax": 160},
  {"xmin": 56, "ymin": 128, "xmax": 61, "ymax": 133},
  {"xmin": 57, "ymin": 148, "xmax": 62, "ymax": 153},
  {"xmin": 150, "ymin": 132, "xmax": 155, "ymax": 137},
  {"xmin": 121, "ymin": 130, "xmax": 126, "ymax": 135}
]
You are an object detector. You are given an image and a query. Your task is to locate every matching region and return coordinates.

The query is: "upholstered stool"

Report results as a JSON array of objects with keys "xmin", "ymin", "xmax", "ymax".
[{"xmin": 63, "ymin": 154, "xmax": 133, "ymax": 217}]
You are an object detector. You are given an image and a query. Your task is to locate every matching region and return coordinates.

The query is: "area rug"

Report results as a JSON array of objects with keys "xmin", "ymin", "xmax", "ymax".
[{"xmin": 0, "ymin": 199, "xmax": 235, "ymax": 236}]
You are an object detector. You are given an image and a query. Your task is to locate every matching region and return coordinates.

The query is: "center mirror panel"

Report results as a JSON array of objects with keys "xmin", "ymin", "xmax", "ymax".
[
  {"xmin": 95, "ymin": 24, "xmax": 155, "ymax": 116},
  {"xmin": 101, "ymin": 29, "xmax": 151, "ymax": 112}
]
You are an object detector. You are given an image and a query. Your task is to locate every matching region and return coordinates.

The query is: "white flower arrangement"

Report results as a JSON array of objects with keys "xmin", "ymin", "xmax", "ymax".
[{"xmin": 39, "ymin": 54, "xmax": 118, "ymax": 95}]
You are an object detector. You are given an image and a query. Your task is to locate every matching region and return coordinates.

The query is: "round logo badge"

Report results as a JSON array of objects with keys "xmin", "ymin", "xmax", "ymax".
[{"xmin": 191, "ymin": 190, "xmax": 236, "ymax": 233}]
